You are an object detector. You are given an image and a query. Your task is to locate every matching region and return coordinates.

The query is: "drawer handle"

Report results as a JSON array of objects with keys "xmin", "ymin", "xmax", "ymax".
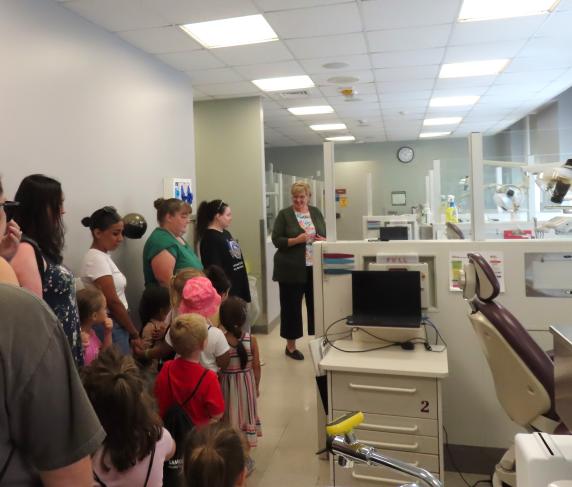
[
  {"xmin": 351, "ymin": 472, "xmax": 404, "ymax": 484},
  {"xmin": 349, "ymin": 383, "xmax": 417, "ymax": 394},
  {"xmin": 359, "ymin": 422, "xmax": 419, "ymax": 433},
  {"xmin": 361, "ymin": 439, "xmax": 419, "ymax": 451}
]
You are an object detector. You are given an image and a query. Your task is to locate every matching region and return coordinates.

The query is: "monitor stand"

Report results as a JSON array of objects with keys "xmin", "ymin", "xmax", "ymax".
[{"xmin": 351, "ymin": 326, "xmax": 424, "ymax": 345}]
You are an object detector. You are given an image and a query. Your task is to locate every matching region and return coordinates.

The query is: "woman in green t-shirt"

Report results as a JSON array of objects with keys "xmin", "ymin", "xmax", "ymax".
[{"xmin": 143, "ymin": 198, "xmax": 203, "ymax": 287}]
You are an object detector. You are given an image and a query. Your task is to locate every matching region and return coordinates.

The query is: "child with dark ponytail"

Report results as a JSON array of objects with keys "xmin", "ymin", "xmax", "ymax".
[
  {"xmin": 218, "ymin": 297, "xmax": 261, "ymax": 475},
  {"xmin": 183, "ymin": 423, "xmax": 247, "ymax": 487}
]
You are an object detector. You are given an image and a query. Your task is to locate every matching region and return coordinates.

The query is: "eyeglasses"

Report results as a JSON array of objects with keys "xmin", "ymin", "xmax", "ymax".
[{"xmin": 0, "ymin": 201, "xmax": 20, "ymax": 209}]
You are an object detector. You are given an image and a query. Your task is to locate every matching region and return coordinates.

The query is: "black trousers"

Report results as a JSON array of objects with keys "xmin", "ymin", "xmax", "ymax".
[{"xmin": 279, "ymin": 266, "xmax": 314, "ymax": 340}]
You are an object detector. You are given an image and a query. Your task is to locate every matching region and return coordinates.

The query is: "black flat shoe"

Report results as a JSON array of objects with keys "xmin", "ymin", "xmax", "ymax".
[{"xmin": 285, "ymin": 347, "xmax": 304, "ymax": 360}]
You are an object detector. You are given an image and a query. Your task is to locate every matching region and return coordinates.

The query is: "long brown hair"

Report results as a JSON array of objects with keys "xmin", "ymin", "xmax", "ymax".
[
  {"xmin": 184, "ymin": 423, "xmax": 246, "ymax": 487},
  {"xmin": 81, "ymin": 348, "xmax": 162, "ymax": 472},
  {"xmin": 219, "ymin": 296, "xmax": 248, "ymax": 369}
]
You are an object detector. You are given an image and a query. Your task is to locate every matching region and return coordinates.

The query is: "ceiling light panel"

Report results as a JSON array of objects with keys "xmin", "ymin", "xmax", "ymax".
[
  {"xmin": 430, "ymin": 95, "xmax": 480, "ymax": 107},
  {"xmin": 180, "ymin": 15, "xmax": 278, "ymax": 49},
  {"xmin": 439, "ymin": 59, "xmax": 510, "ymax": 78},
  {"xmin": 458, "ymin": 0, "xmax": 560, "ymax": 22},
  {"xmin": 423, "ymin": 117, "xmax": 463, "ymax": 126},
  {"xmin": 288, "ymin": 106, "xmax": 334, "ymax": 115},
  {"xmin": 326, "ymin": 136, "xmax": 356, "ymax": 141},
  {"xmin": 310, "ymin": 123, "xmax": 347, "ymax": 131},
  {"xmin": 419, "ymin": 131, "xmax": 452, "ymax": 138},
  {"xmin": 252, "ymin": 75, "xmax": 315, "ymax": 92}
]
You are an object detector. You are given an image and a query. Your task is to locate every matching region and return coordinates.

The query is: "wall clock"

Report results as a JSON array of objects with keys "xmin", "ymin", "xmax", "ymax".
[{"xmin": 397, "ymin": 146, "xmax": 414, "ymax": 163}]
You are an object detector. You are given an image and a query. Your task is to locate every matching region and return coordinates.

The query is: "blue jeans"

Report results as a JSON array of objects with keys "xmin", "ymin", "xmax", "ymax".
[{"xmin": 93, "ymin": 320, "xmax": 131, "ymax": 355}]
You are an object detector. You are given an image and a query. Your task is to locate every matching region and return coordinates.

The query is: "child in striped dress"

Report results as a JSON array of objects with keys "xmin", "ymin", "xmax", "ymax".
[{"xmin": 219, "ymin": 296, "xmax": 261, "ymax": 472}]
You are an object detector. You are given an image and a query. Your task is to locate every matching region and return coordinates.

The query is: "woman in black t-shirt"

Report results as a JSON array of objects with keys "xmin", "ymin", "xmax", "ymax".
[{"xmin": 196, "ymin": 200, "xmax": 251, "ymax": 304}]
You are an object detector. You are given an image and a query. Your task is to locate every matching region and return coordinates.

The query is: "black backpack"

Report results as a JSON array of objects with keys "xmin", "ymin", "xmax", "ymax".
[{"xmin": 162, "ymin": 368, "xmax": 208, "ymax": 487}]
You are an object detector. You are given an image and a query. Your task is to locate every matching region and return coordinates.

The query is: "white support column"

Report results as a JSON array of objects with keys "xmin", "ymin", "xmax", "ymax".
[
  {"xmin": 469, "ymin": 133, "xmax": 486, "ymax": 241},
  {"xmin": 366, "ymin": 172, "xmax": 373, "ymax": 216},
  {"xmin": 323, "ymin": 141, "xmax": 337, "ymax": 242},
  {"xmin": 432, "ymin": 160, "xmax": 441, "ymax": 225},
  {"xmin": 496, "ymin": 166, "xmax": 503, "ymax": 216},
  {"xmin": 524, "ymin": 115, "xmax": 539, "ymax": 220}
]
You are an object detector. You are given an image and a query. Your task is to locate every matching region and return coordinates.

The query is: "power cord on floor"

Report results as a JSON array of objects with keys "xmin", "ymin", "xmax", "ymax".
[{"xmin": 443, "ymin": 427, "xmax": 493, "ymax": 487}]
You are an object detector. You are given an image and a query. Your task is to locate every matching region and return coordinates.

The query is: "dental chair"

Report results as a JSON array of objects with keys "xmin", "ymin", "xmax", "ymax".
[
  {"xmin": 445, "ymin": 222, "xmax": 465, "ymax": 239},
  {"xmin": 460, "ymin": 253, "xmax": 561, "ymax": 487}
]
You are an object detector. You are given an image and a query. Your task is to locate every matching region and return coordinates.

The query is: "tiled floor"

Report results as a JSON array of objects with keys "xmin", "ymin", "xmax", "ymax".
[{"xmin": 248, "ymin": 325, "xmax": 492, "ymax": 487}]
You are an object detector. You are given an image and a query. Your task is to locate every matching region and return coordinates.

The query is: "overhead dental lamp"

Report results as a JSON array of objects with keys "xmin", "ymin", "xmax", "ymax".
[
  {"xmin": 523, "ymin": 159, "xmax": 572, "ymax": 205},
  {"xmin": 493, "ymin": 185, "xmax": 524, "ymax": 213}
]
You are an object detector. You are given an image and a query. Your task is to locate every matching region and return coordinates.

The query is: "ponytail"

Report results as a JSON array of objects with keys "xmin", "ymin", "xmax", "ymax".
[{"xmin": 219, "ymin": 296, "xmax": 248, "ymax": 369}]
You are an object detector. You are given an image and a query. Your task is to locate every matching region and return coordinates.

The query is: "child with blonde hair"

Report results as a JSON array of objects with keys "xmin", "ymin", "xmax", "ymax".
[
  {"xmin": 76, "ymin": 285, "xmax": 113, "ymax": 365},
  {"xmin": 155, "ymin": 313, "xmax": 225, "ymax": 487},
  {"xmin": 219, "ymin": 296, "xmax": 262, "ymax": 475}
]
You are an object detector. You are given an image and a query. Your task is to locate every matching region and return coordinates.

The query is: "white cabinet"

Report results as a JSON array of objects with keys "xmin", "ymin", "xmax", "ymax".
[{"xmin": 320, "ymin": 341, "xmax": 448, "ymax": 486}]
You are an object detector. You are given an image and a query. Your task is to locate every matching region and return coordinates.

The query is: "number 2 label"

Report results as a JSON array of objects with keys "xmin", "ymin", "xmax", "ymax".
[{"xmin": 420, "ymin": 400, "xmax": 430, "ymax": 413}]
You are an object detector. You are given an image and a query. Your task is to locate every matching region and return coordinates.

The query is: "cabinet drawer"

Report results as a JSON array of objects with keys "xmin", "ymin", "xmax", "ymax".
[
  {"xmin": 335, "ymin": 462, "xmax": 438, "ymax": 487},
  {"xmin": 334, "ymin": 410, "xmax": 438, "ymax": 437},
  {"xmin": 357, "ymin": 429, "xmax": 438, "ymax": 455},
  {"xmin": 331, "ymin": 372, "xmax": 438, "ymax": 419}
]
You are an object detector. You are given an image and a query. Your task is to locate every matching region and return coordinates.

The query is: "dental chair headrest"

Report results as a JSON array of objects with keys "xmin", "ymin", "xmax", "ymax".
[{"xmin": 466, "ymin": 253, "xmax": 500, "ymax": 302}]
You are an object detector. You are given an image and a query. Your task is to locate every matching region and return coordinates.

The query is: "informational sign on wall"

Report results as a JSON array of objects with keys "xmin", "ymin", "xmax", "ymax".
[
  {"xmin": 163, "ymin": 178, "xmax": 193, "ymax": 204},
  {"xmin": 449, "ymin": 251, "xmax": 505, "ymax": 292}
]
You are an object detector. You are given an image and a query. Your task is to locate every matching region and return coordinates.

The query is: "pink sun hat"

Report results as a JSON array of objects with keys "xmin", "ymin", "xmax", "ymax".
[{"xmin": 178, "ymin": 276, "xmax": 221, "ymax": 317}]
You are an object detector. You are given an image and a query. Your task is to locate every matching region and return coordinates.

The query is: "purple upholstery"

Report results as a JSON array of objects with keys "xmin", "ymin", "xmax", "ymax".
[
  {"xmin": 468, "ymin": 253, "xmax": 500, "ymax": 302},
  {"xmin": 468, "ymin": 253, "xmax": 558, "ymax": 422},
  {"xmin": 446, "ymin": 222, "xmax": 465, "ymax": 239}
]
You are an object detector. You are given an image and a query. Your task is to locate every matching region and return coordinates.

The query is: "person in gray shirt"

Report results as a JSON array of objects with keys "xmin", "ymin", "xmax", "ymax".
[{"xmin": 0, "ymin": 281, "xmax": 105, "ymax": 486}]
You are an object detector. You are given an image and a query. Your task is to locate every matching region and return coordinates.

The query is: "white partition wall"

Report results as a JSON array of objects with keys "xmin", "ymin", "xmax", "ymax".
[{"xmin": 313, "ymin": 239, "xmax": 572, "ymax": 448}]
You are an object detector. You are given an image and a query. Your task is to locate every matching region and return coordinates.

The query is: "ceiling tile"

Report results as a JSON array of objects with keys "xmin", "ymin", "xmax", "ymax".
[
  {"xmin": 212, "ymin": 41, "xmax": 293, "ymax": 66},
  {"xmin": 116, "ymin": 26, "xmax": 202, "ymax": 54},
  {"xmin": 234, "ymin": 61, "xmax": 305, "ymax": 79},
  {"xmin": 299, "ymin": 54, "xmax": 372, "ymax": 74},
  {"xmin": 367, "ymin": 24, "xmax": 452, "ymax": 53},
  {"xmin": 256, "ymin": 0, "xmax": 350, "ymax": 11},
  {"xmin": 374, "ymin": 65, "xmax": 440, "ymax": 81},
  {"xmin": 63, "ymin": 0, "xmax": 168, "ymax": 32},
  {"xmin": 377, "ymin": 79, "xmax": 434, "ymax": 93},
  {"xmin": 380, "ymin": 90, "xmax": 432, "ymax": 101},
  {"xmin": 312, "ymin": 70, "xmax": 375, "ymax": 85},
  {"xmin": 280, "ymin": 97, "xmax": 330, "ymax": 107},
  {"xmin": 265, "ymin": 3, "xmax": 362, "ymax": 38},
  {"xmin": 361, "ymin": 0, "xmax": 460, "ymax": 30},
  {"xmin": 157, "ymin": 50, "xmax": 225, "ymax": 71},
  {"xmin": 432, "ymin": 86, "xmax": 490, "ymax": 97},
  {"xmin": 371, "ymin": 48, "xmax": 445, "ymax": 68},
  {"xmin": 485, "ymin": 84, "xmax": 549, "ymax": 97},
  {"xmin": 495, "ymin": 69, "xmax": 568, "ymax": 85},
  {"xmin": 195, "ymin": 81, "xmax": 261, "ymax": 96},
  {"xmin": 536, "ymin": 10, "xmax": 572, "ymax": 37},
  {"xmin": 449, "ymin": 16, "xmax": 546, "ymax": 45},
  {"xmin": 443, "ymin": 41, "xmax": 527, "ymax": 63},
  {"xmin": 518, "ymin": 37, "xmax": 572, "ymax": 61},
  {"xmin": 186, "ymin": 68, "xmax": 243, "ymax": 84},
  {"xmin": 506, "ymin": 56, "xmax": 572, "ymax": 72},
  {"xmin": 151, "ymin": 0, "xmax": 259, "ymax": 24},
  {"xmin": 192, "ymin": 88, "xmax": 211, "ymax": 100},
  {"xmin": 285, "ymin": 33, "xmax": 367, "ymax": 59}
]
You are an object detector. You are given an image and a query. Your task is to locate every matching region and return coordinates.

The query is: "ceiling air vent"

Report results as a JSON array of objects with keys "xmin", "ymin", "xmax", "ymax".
[{"xmin": 278, "ymin": 90, "xmax": 311, "ymax": 99}]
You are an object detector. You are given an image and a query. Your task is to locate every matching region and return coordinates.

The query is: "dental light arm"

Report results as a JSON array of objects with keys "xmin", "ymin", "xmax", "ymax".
[
  {"xmin": 326, "ymin": 412, "xmax": 443, "ymax": 487},
  {"xmin": 524, "ymin": 159, "xmax": 572, "ymax": 204}
]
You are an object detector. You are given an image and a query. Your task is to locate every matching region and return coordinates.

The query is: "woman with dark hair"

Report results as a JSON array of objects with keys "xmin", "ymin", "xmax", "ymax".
[
  {"xmin": 196, "ymin": 200, "xmax": 251, "ymax": 305},
  {"xmin": 143, "ymin": 198, "xmax": 202, "ymax": 287},
  {"xmin": 11, "ymin": 174, "xmax": 84, "ymax": 365},
  {"xmin": 80, "ymin": 206, "xmax": 141, "ymax": 355},
  {"xmin": 0, "ymin": 177, "xmax": 22, "ymax": 262}
]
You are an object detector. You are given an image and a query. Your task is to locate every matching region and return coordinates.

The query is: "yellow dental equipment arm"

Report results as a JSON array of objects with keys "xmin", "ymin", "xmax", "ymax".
[{"xmin": 325, "ymin": 411, "xmax": 443, "ymax": 487}]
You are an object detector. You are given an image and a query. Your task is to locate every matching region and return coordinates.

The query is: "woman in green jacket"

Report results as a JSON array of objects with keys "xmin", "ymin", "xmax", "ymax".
[{"xmin": 272, "ymin": 181, "xmax": 326, "ymax": 360}]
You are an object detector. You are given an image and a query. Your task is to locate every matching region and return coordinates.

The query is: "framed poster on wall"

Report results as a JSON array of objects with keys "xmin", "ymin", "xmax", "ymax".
[
  {"xmin": 163, "ymin": 178, "xmax": 193, "ymax": 204},
  {"xmin": 391, "ymin": 191, "xmax": 406, "ymax": 206}
]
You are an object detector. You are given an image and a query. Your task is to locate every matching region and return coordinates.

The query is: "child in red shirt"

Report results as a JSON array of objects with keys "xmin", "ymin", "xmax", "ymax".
[{"xmin": 155, "ymin": 313, "xmax": 224, "ymax": 426}]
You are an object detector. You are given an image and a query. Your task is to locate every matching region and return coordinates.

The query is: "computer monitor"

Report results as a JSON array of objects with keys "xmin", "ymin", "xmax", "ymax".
[
  {"xmin": 379, "ymin": 226, "xmax": 408, "ymax": 241},
  {"xmin": 348, "ymin": 270, "xmax": 422, "ymax": 328}
]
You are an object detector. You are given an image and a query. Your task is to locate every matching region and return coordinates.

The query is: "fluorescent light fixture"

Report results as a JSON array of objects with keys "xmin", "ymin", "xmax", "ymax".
[
  {"xmin": 430, "ymin": 96, "xmax": 480, "ymax": 107},
  {"xmin": 458, "ymin": 0, "xmax": 560, "ymax": 22},
  {"xmin": 287, "ymin": 105, "xmax": 334, "ymax": 116},
  {"xmin": 423, "ymin": 117, "xmax": 463, "ymax": 126},
  {"xmin": 420, "ymin": 131, "xmax": 451, "ymax": 138},
  {"xmin": 325, "ymin": 135, "xmax": 355, "ymax": 141},
  {"xmin": 310, "ymin": 123, "xmax": 347, "ymax": 131},
  {"xmin": 180, "ymin": 14, "xmax": 278, "ymax": 49},
  {"xmin": 252, "ymin": 75, "xmax": 314, "ymax": 92},
  {"xmin": 439, "ymin": 59, "xmax": 509, "ymax": 78}
]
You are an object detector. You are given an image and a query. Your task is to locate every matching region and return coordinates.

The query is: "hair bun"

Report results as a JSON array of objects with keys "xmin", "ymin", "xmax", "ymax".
[
  {"xmin": 153, "ymin": 198, "xmax": 165, "ymax": 210},
  {"xmin": 81, "ymin": 216, "xmax": 91, "ymax": 227}
]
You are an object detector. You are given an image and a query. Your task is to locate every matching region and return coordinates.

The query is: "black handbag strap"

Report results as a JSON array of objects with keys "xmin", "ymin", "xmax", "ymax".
[
  {"xmin": 20, "ymin": 236, "xmax": 46, "ymax": 281},
  {"xmin": 93, "ymin": 440, "xmax": 156, "ymax": 487},
  {"xmin": 0, "ymin": 446, "xmax": 15, "ymax": 483},
  {"xmin": 168, "ymin": 367, "xmax": 208, "ymax": 408}
]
